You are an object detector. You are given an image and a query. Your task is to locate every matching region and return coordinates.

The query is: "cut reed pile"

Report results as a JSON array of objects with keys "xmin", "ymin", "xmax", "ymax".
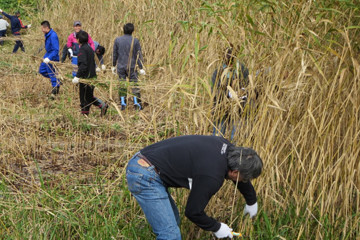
[{"xmin": 0, "ymin": 0, "xmax": 359, "ymax": 239}]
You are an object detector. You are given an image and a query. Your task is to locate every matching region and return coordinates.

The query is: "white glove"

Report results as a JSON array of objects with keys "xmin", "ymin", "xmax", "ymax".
[
  {"xmin": 139, "ymin": 69, "xmax": 146, "ymax": 75},
  {"xmin": 101, "ymin": 64, "xmax": 106, "ymax": 71},
  {"xmin": 96, "ymin": 67, "xmax": 101, "ymax": 72},
  {"xmin": 43, "ymin": 58, "xmax": 50, "ymax": 64},
  {"xmin": 243, "ymin": 202, "xmax": 258, "ymax": 218},
  {"xmin": 214, "ymin": 223, "xmax": 233, "ymax": 239},
  {"xmin": 27, "ymin": 24, "xmax": 31, "ymax": 28},
  {"xmin": 72, "ymin": 77, "xmax": 80, "ymax": 84},
  {"xmin": 111, "ymin": 67, "xmax": 116, "ymax": 74},
  {"xmin": 0, "ymin": 9, "xmax": 3, "ymax": 13},
  {"xmin": 68, "ymin": 48, "xmax": 73, "ymax": 57}
]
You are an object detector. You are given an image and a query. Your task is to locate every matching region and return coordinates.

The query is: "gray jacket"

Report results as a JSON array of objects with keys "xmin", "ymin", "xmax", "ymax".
[{"xmin": 113, "ymin": 34, "xmax": 143, "ymax": 71}]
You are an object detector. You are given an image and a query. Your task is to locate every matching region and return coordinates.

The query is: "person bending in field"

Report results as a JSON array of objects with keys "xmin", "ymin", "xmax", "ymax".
[
  {"xmin": 126, "ymin": 135, "xmax": 262, "ymax": 239},
  {"xmin": 0, "ymin": 9, "xmax": 31, "ymax": 53},
  {"xmin": 112, "ymin": 23, "xmax": 145, "ymax": 110},
  {"xmin": 71, "ymin": 31, "xmax": 108, "ymax": 116},
  {"xmin": 212, "ymin": 47, "xmax": 249, "ymax": 140},
  {"xmin": 64, "ymin": 21, "xmax": 95, "ymax": 77},
  {"xmin": 38, "ymin": 21, "xmax": 61, "ymax": 100}
]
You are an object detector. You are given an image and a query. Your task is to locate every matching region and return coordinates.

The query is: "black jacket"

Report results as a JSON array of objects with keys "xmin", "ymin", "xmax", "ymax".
[{"xmin": 76, "ymin": 43, "xmax": 96, "ymax": 79}]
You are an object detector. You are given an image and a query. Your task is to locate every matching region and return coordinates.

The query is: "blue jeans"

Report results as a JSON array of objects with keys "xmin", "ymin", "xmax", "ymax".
[{"xmin": 126, "ymin": 154, "xmax": 181, "ymax": 240}]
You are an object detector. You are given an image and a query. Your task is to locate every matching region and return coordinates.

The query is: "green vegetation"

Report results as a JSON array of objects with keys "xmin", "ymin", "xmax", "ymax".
[{"xmin": 0, "ymin": 0, "xmax": 359, "ymax": 239}]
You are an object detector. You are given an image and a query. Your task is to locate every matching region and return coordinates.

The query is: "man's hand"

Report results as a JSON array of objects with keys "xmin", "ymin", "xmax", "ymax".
[
  {"xmin": 96, "ymin": 67, "xmax": 101, "ymax": 72},
  {"xmin": 0, "ymin": 9, "xmax": 3, "ymax": 13},
  {"xmin": 68, "ymin": 48, "xmax": 73, "ymax": 58},
  {"xmin": 139, "ymin": 69, "xmax": 146, "ymax": 75},
  {"xmin": 101, "ymin": 64, "xmax": 106, "ymax": 71},
  {"xmin": 43, "ymin": 58, "xmax": 50, "ymax": 64},
  {"xmin": 214, "ymin": 223, "xmax": 233, "ymax": 239},
  {"xmin": 243, "ymin": 202, "xmax": 258, "ymax": 218},
  {"xmin": 111, "ymin": 67, "xmax": 116, "ymax": 74},
  {"xmin": 72, "ymin": 77, "xmax": 80, "ymax": 84},
  {"xmin": 27, "ymin": 24, "xmax": 31, "ymax": 28}
]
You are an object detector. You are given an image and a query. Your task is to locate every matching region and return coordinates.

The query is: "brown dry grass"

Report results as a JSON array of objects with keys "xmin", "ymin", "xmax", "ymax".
[{"xmin": 0, "ymin": 0, "xmax": 359, "ymax": 239}]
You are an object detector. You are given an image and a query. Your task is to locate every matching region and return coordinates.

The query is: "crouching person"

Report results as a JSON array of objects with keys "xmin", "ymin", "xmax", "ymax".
[
  {"xmin": 38, "ymin": 21, "xmax": 60, "ymax": 100},
  {"xmin": 126, "ymin": 135, "xmax": 263, "ymax": 239},
  {"xmin": 72, "ymin": 31, "xmax": 108, "ymax": 116}
]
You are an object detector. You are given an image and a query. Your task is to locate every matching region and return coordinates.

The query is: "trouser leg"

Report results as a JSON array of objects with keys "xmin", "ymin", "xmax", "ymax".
[
  {"xmin": 126, "ymin": 155, "xmax": 182, "ymax": 240},
  {"xmin": 79, "ymin": 83, "xmax": 94, "ymax": 114}
]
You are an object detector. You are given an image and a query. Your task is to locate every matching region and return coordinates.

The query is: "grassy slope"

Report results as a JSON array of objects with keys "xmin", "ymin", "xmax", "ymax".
[{"xmin": 0, "ymin": 0, "xmax": 359, "ymax": 239}]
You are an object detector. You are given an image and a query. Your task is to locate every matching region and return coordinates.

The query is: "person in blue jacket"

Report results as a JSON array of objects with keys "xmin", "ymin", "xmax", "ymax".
[
  {"xmin": 38, "ymin": 21, "xmax": 60, "ymax": 99},
  {"xmin": 0, "ymin": 9, "xmax": 31, "ymax": 53}
]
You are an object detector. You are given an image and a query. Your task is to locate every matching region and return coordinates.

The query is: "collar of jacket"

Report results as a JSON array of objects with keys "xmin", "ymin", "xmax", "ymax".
[{"xmin": 45, "ymin": 28, "xmax": 54, "ymax": 39}]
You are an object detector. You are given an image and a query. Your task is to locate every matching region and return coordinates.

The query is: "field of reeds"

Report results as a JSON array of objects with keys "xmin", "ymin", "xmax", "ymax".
[{"xmin": 0, "ymin": 0, "xmax": 359, "ymax": 239}]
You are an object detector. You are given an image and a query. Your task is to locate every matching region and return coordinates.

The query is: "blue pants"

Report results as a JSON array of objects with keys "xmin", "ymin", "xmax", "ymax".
[
  {"xmin": 12, "ymin": 33, "xmax": 25, "ymax": 53},
  {"xmin": 39, "ymin": 62, "xmax": 60, "ymax": 87},
  {"xmin": 0, "ymin": 30, "xmax": 6, "ymax": 46},
  {"xmin": 126, "ymin": 154, "xmax": 181, "ymax": 240},
  {"xmin": 71, "ymin": 56, "xmax": 78, "ymax": 77}
]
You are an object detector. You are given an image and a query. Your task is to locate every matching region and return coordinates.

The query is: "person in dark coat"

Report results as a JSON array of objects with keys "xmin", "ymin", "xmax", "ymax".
[
  {"xmin": 71, "ymin": 31, "xmax": 108, "ymax": 116},
  {"xmin": 212, "ymin": 48, "xmax": 249, "ymax": 140},
  {"xmin": 112, "ymin": 23, "xmax": 145, "ymax": 110},
  {"xmin": 126, "ymin": 135, "xmax": 263, "ymax": 239},
  {"xmin": 0, "ymin": 9, "xmax": 31, "ymax": 53}
]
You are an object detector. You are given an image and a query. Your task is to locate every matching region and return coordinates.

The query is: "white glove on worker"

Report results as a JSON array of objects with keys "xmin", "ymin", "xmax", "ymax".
[
  {"xmin": 68, "ymin": 48, "xmax": 73, "ymax": 58},
  {"xmin": 43, "ymin": 58, "xmax": 50, "ymax": 64},
  {"xmin": 243, "ymin": 202, "xmax": 258, "ymax": 218},
  {"xmin": 139, "ymin": 69, "xmax": 146, "ymax": 75},
  {"xmin": 101, "ymin": 64, "xmax": 106, "ymax": 71},
  {"xmin": 111, "ymin": 67, "xmax": 117, "ymax": 74},
  {"xmin": 27, "ymin": 24, "xmax": 31, "ymax": 28},
  {"xmin": 214, "ymin": 222, "xmax": 233, "ymax": 239},
  {"xmin": 0, "ymin": 9, "xmax": 3, "ymax": 13},
  {"xmin": 72, "ymin": 77, "xmax": 80, "ymax": 84},
  {"xmin": 96, "ymin": 67, "xmax": 101, "ymax": 72}
]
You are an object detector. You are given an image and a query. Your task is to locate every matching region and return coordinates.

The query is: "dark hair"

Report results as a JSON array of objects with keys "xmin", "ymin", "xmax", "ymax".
[
  {"xmin": 97, "ymin": 45, "xmax": 105, "ymax": 55},
  {"xmin": 41, "ymin": 21, "xmax": 51, "ymax": 29},
  {"xmin": 76, "ymin": 31, "xmax": 88, "ymax": 44},
  {"xmin": 227, "ymin": 146, "xmax": 263, "ymax": 182},
  {"xmin": 123, "ymin": 23, "xmax": 134, "ymax": 35}
]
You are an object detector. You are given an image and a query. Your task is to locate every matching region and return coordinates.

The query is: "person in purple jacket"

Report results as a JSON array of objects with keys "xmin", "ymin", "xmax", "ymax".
[
  {"xmin": 38, "ymin": 21, "xmax": 60, "ymax": 100},
  {"xmin": 126, "ymin": 135, "xmax": 263, "ymax": 239}
]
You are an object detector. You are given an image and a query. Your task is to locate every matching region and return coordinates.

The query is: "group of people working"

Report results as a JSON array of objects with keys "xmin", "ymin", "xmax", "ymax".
[
  {"xmin": 1, "ymin": 9, "xmax": 146, "ymax": 114},
  {"xmin": 1, "ymin": 9, "xmax": 263, "ymax": 240}
]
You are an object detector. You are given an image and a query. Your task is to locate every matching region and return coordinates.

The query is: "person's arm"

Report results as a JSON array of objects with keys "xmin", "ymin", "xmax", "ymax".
[
  {"xmin": 66, "ymin": 34, "xmax": 73, "ymax": 48},
  {"xmin": 135, "ymin": 40, "xmax": 144, "ymax": 69},
  {"xmin": 112, "ymin": 39, "xmax": 118, "ymax": 67},
  {"xmin": 61, "ymin": 44, "xmax": 68, "ymax": 63},
  {"xmin": 76, "ymin": 48, "xmax": 88, "ymax": 78},
  {"xmin": 184, "ymin": 176, "xmax": 222, "ymax": 232},
  {"xmin": 6, "ymin": 21, "xmax": 9, "ymax": 27},
  {"xmin": 88, "ymin": 34, "xmax": 95, "ymax": 51},
  {"xmin": 19, "ymin": 18, "xmax": 28, "ymax": 29},
  {"xmin": 236, "ymin": 180, "xmax": 257, "ymax": 205},
  {"xmin": 97, "ymin": 53, "xmax": 104, "ymax": 65},
  {"xmin": 1, "ymin": 12, "xmax": 12, "ymax": 20}
]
